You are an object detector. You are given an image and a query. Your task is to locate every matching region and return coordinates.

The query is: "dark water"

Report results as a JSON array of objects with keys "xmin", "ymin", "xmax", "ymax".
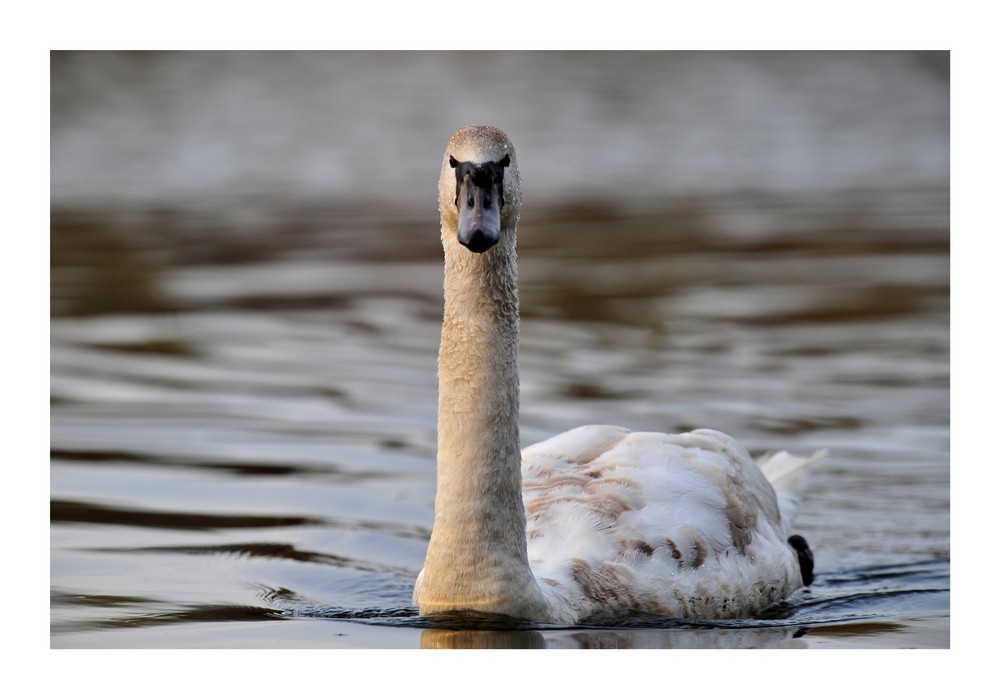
[
  {"xmin": 49, "ymin": 195, "xmax": 949, "ymax": 649},
  {"xmin": 50, "ymin": 52, "xmax": 949, "ymax": 649}
]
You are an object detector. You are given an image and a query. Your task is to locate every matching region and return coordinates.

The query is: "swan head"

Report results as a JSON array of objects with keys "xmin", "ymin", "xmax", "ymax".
[{"xmin": 439, "ymin": 125, "xmax": 521, "ymax": 254}]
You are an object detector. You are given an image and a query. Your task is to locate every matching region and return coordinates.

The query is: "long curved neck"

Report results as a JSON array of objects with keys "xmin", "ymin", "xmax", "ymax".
[{"xmin": 417, "ymin": 232, "xmax": 548, "ymax": 618}]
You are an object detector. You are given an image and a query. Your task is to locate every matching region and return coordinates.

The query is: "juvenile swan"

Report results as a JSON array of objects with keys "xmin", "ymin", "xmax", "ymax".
[{"xmin": 413, "ymin": 125, "xmax": 822, "ymax": 623}]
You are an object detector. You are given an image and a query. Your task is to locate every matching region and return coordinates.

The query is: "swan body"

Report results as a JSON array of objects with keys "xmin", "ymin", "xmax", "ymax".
[{"xmin": 413, "ymin": 125, "xmax": 822, "ymax": 624}]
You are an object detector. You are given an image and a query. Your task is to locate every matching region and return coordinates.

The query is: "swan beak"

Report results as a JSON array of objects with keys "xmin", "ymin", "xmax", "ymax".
[{"xmin": 456, "ymin": 179, "xmax": 502, "ymax": 253}]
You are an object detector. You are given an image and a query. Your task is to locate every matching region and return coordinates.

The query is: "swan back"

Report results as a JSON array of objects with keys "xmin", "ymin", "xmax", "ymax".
[{"xmin": 521, "ymin": 426, "xmax": 807, "ymax": 621}]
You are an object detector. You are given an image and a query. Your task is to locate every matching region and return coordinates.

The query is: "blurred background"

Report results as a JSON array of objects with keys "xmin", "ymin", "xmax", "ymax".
[
  {"xmin": 50, "ymin": 51, "xmax": 949, "ymax": 648},
  {"xmin": 52, "ymin": 52, "xmax": 947, "ymax": 205}
]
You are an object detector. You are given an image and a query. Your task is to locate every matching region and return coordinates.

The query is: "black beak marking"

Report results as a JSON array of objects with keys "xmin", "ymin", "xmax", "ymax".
[{"xmin": 449, "ymin": 155, "xmax": 510, "ymax": 210}]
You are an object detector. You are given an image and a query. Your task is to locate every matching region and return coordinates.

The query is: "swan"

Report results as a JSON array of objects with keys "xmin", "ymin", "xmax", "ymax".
[{"xmin": 413, "ymin": 124, "xmax": 823, "ymax": 624}]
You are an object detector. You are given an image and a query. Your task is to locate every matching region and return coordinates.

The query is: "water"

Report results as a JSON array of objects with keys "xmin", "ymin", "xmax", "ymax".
[
  {"xmin": 50, "ymin": 52, "xmax": 949, "ymax": 649},
  {"xmin": 49, "ymin": 196, "xmax": 949, "ymax": 649}
]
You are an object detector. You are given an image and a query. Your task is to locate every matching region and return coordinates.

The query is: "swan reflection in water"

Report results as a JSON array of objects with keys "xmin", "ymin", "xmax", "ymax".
[{"xmin": 418, "ymin": 626, "xmax": 807, "ymax": 649}]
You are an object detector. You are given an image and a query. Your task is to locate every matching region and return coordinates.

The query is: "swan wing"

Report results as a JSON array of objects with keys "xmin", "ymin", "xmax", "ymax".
[{"xmin": 521, "ymin": 425, "xmax": 808, "ymax": 620}]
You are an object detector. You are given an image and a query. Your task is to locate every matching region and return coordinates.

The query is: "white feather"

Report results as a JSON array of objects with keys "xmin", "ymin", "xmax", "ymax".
[{"xmin": 520, "ymin": 426, "xmax": 822, "ymax": 621}]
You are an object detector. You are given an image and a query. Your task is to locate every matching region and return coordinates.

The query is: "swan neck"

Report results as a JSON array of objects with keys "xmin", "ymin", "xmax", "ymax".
[
  {"xmin": 437, "ymin": 241, "xmax": 521, "ymax": 512},
  {"xmin": 417, "ymin": 232, "xmax": 548, "ymax": 618}
]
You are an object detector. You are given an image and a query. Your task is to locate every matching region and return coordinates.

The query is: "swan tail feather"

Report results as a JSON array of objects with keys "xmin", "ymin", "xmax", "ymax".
[
  {"xmin": 757, "ymin": 449, "xmax": 827, "ymax": 526},
  {"xmin": 758, "ymin": 448, "xmax": 827, "ymax": 493}
]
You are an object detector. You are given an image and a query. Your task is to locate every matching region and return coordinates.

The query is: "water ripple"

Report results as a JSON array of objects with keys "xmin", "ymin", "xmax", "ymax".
[{"xmin": 287, "ymin": 559, "xmax": 949, "ymax": 634}]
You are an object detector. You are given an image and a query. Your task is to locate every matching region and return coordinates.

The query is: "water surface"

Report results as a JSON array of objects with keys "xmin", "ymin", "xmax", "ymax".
[
  {"xmin": 50, "ymin": 194, "xmax": 949, "ymax": 649},
  {"xmin": 50, "ymin": 51, "xmax": 949, "ymax": 649}
]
